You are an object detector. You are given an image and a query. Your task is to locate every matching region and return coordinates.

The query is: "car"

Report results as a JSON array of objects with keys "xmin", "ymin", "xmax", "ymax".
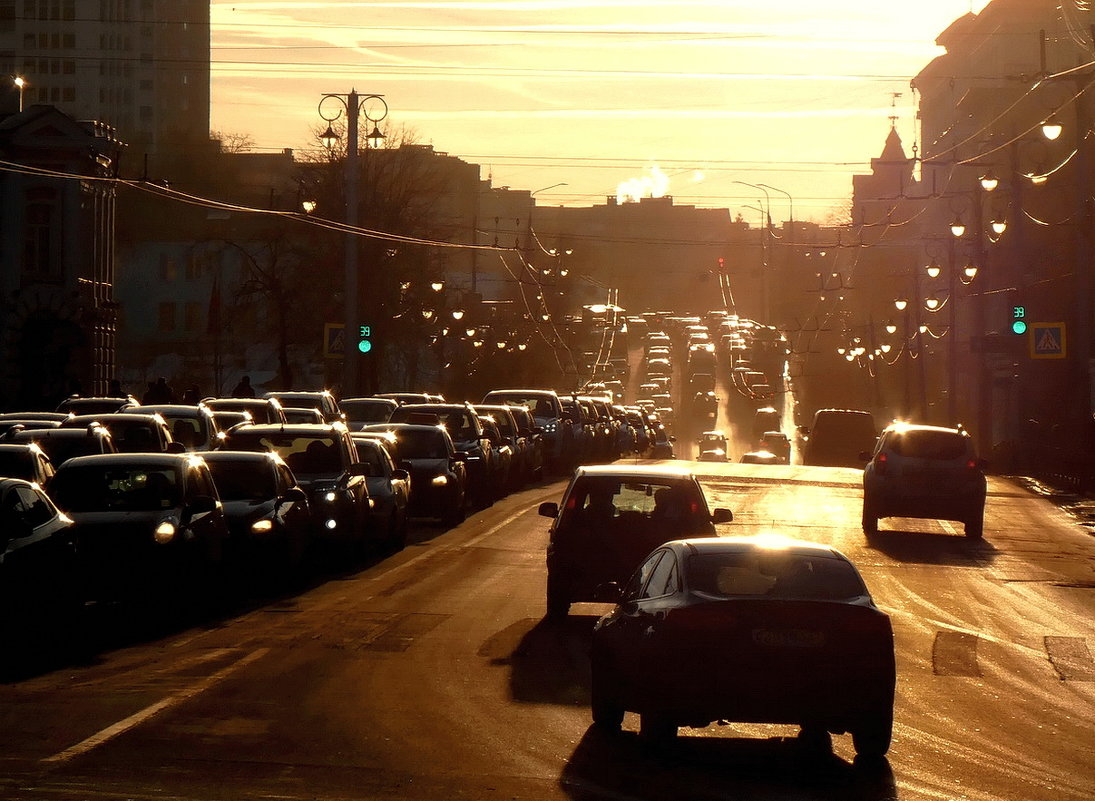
[
  {"xmin": 123, "ymin": 404, "xmax": 226, "ymax": 452},
  {"xmin": 224, "ymin": 424, "xmax": 374, "ymax": 553},
  {"xmin": 861, "ymin": 422, "xmax": 988, "ymax": 538},
  {"xmin": 210, "ymin": 409, "xmax": 253, "ymax": 433},
  {"xmin": 646, "ymin": 358, "xmax": 671, "ymax": 377},
  {"xmin": 537, "ymin": 464, "xmax": 733, "ymax": 619},
  {"xmin": 740, "ymin": 449, "xmax": 783, "ymax": 465},
  {"xmin": 0, "ymin": 442, "xmax": 56, "ymax": 487},
  {"xmin": 11, "ymin": 424, "xmax": 117, "ymax": 466},
  {"xmin": 500, "ymin": 403, "xmax": 545, "ymax": 483},
  {"xmin": 263, "ymin": 390, "xmax": 344, "ymax": 424},
  {"xmin": 363, "ymin": 423, "xmax": 467, "ymax": 526},
  {"xmin": 60, "ymin": 412, "xmax": 183, "ymax": 454},
  {"xmin": 201, "ymin": 450, "xmax": 312, "ymax": 579},
  {"xmin": 0, "ymin": 418, "xmax": 63, "ymax": 439},
  {"xmin": 803, "ymin": 408, "xmax": 877, "ymax": 468},
  {"xmin": 374, "ymin": 392, "xmax": 445, "ymax": 406},
  {"xmin": 388, "ymin": 403, "xmax": 495, "ymax": 507},
  {"xmin": 340, "ymin": 397, "xmax": 399, "ymax": 429},
  {"xmin": 0, "ymin": 477, "xmax": 81, "ymax": 662},
  {"xmin": 56, "ymin": 395, "xmax": 138, "ymax": 415},
  {"xmin": 283, "ymin": 407, "xmax": 326, "ymax": 425},
  {"xmin": 0, "ymin": 412, "xmax": 71, "ymax": 423},
  {"xmin": 49, "ymin": 453, "xmax": 229, "ymax": 602},
  {"xmin": 752, "ymin": 407, "xmax": 782, "ymax": 440},
  {"xmin": 589, "ymin": 537, "xmax": 895, "ymax": 757},
  {"xmin": 474, "ymin": 405, "xmax": 527, "ymax": 488},
  {"xmin": 759, "ymin": 430, "xmax": 791, "ymax": 462},
  {"xmin": 650, "ymin": 425, "xmax": 676, "ymax": 459},
  {"xmin": 349, "ymin": 434, "xmax": 411, "ymax": 550},
  {"xmin": 203, "ymin": 397, "xmax": 287, "ymax": 425},
  {"xmin": 483, "ymin": 389, "xmax": 578, "ymax": 473}
]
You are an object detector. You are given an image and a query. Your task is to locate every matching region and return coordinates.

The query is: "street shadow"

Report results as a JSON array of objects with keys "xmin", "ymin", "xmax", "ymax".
[
  {"xmin": 865, "ymin": 526, "xmax": 998, "ymax": 567},
  {"xmin": 560, "ymin": 725, "xmax": 898, "ymax": 801},
  {"xmin": 479, "ymin": 614, "xmax": 599, "ymax": 706}
]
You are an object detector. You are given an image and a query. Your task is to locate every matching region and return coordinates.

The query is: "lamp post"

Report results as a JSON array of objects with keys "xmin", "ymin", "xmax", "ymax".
[
  {"xmin": 12, "ymin": 75, "xmax": 25, "ymax": 112},
  {"xmin": 318, "ymin": 89, "xmax": 388, "ymax": 395}
]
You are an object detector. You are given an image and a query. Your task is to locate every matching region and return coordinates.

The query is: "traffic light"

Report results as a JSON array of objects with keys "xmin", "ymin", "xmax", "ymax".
[
  {"xmin": 358, "ymin": 324, "xmax": 373, "ymax": 354},
  {"xmin": 1011, "ymin": 306, "xmax": 1027, "ymax": 335}
]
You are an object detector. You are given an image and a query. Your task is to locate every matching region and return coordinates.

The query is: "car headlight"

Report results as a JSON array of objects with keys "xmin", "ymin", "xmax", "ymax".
[
  {"xmin": 324, "ymin": 518, "xmax": 338, "ymax": 530},
  {"xmin": 543, "ymin": 421, "xmax": 558, "ymax": 433},
  {"xmin": 432, "ymin": 474, "xmax": 449, "ymax": 486},
  {"xmin": 154, "ymin": 521, "xmax": 176, "ymax": 545},
  {"xmin": 251, "ymin": 519, "xmax": 274, "ymax": 534},
  {"xmin": 323, "ymin": 491, "xmax": 338, "ymax": 503}
]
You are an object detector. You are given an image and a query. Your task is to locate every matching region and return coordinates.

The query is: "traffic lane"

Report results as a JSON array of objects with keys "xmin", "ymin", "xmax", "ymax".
[{"xmin": 692, "ymin": 461, "xmax": 1095, "ymax": 799}]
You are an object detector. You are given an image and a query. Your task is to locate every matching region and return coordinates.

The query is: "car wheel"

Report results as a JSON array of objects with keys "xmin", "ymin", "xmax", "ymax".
[
  {"xmin": 862, "ymin": 501, "xmax": 879, "ymax": 536},
  {"xmin": 590, "ymin": 676, "xmax": 624, "ymax": 731},
  {"xmin": 965, "ymin": 508, "xmax": 984, "ymax": 539},
  {"xmin": 545, "ymin": 574, "xmax": 570, "ymax": 620},
  {"xmin": 638, "ymin": 712, "xmax": 677, "ymax": 743},
  {"xmin": 851, "ymin": 712, "xmax": 892, "ymax": 758}
]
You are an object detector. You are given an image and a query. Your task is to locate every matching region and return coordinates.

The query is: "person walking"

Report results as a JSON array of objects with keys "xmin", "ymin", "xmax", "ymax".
[{"xmin": 231, "ymin": 375, "xmax": 256, "ymax": 398}]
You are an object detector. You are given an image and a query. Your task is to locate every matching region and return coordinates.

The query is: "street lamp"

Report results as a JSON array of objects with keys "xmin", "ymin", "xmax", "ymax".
[
  {"xmin": 318, "ymin": 89, "xmax": 389, "ymax": 394},
  {"xmin": 12, "ymin": 75, "xmax": 26, "ymax": 112}
]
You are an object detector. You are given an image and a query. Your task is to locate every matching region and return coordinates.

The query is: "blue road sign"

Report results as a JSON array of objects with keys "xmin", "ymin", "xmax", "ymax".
[{"xmin": 1029, "ymin": 322, "xmax": 1066, "ymax": 360}]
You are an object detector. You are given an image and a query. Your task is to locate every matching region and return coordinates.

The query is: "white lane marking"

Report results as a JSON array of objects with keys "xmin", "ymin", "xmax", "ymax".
[
  {"xmin": 465, "ymin": 504, "xmax": 540, "ymax": 548},
  {"xmin": 939, "ymin": 520, "xmax": 959, "ymax": 536},
  {"xmin": 42, "ymin": 647, "xmax": 270, "ymax": 764}
]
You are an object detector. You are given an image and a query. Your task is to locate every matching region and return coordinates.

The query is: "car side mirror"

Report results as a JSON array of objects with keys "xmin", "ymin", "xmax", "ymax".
[
  {"xmin": 592, "ymin": 582, "xmax": 622, "ymax": 603},
  {"xmin": 712, "ymin": 507, "xmax": 734, "ymax": 524},
  {"xmin": 165, "ymin": 441, "xmax": 186, "ymax": 454},
  {"xmin": 391, "ymin": 468, "xmax": 409, "ymax": 481},
  {"xmin": 538, "ymin": 501, "xmax": 559, "ymax": 518},
  {"xmin": 282, "ymin": 487, "xmax": 307, "ymax": 504},
  {"xmin": 190, "ymin": 495, "xmax": 217, "ymax": 514},
  {"xmin": 452, "ymin": 451, "xmax": 468, "ymax": 462}
]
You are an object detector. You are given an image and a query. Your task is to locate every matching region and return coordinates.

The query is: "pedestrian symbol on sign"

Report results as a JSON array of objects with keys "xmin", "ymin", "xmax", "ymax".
[{"xmin": 1029, "ymin": 322, "xmax": 1066, "ymax": 360}]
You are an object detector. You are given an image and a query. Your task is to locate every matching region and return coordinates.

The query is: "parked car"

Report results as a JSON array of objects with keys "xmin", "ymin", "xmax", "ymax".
[
  {"xmin": 803, "ymin": 408, "xmax": 877, "ymax": 468},
  {"xmin": 537, "ymin": 464, "xmax": 733, "ymax": 619},
  {"xmin": 11, "ymin": 424, "xmax": 117, "ymax": 466},
  {"xmin": 861, "ymin": 422, "xmax": 988, "ymax": 538},
  {"xmin": 501, "ymin": 403, "xmax": 545, "ymax": 482},
  {"xmin": 0, "ymin": 442, "xmax": 56, "ymax": 487},
  {"xmin": 388, "ymin": 403, "xmax": 495, "ymax": 507},
  {"xmin": 589, "ymin": 537, "xmax": 895, "ymax": 757},
  {"xmin": 263, "ymin": 390, "xmax": 344, "ymax": 424},
  {"xmin": 224, "ymin": 424, "xmax": 374, "ymax": 553},
  {"xmin": 49, "ymin": 453, "xmax": 228, "ymax": 602},
  {"xmin": 124, "ymin": 404, "xmax": 225, "ymax": 452},
  {"xmin": 60, "ymin": 412, "xmax": 182, "ymax": 454},
  {"xmin": 481, "ymin": 389, "xmax": 577, "ymax": 474},
  {"xmin": 201, "ymin": 450, "xmax": 312, "ymax": 579},
  {"xmin": 363, "ymin": 423, "xmax": 467, "ymax": 526},
  {"xmin": 340, "ymin": 397, "xmax": 399, "ymax": 429},
  {"xmin": 349, "ymin": 435, "xmax": 411, "ymax": 550},
  {"xmin": 203, "ymin": 397, "xmax": 287, "ymax": 425},
  {"xmin": 0, "ymin": 477, "xmax": 81, "ymax": 660}
]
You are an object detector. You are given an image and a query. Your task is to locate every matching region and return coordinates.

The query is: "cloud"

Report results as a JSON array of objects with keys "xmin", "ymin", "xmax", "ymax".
[{"xmin": 616, "ymin": 165, "xmax": 670, "ymax": 203}]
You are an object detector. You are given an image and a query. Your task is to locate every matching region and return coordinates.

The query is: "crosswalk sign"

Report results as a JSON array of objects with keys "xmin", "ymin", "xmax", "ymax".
[
  {"xmin": 324, "ymin": 323, "xmax": 345, "ymax": 358},
  {"xmin": 1029, "ymin": 322, "xmax": 1066, "ymax": 359}
]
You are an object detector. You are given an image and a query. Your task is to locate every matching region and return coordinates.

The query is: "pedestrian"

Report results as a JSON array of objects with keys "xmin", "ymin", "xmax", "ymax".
[
  {"xmin": 142, "ymin": 376, "xmax": 176, "ymax": 404},
  {"xmin": 182, "ymin": 385, "xmax": 201, "ymax": 404},
  {"xmin": 231, "ymin": 375, "xmax": 256, "ymax": 398}
]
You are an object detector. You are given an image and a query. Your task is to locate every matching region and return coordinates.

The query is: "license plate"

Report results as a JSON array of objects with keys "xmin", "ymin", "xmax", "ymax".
[{"xmin": 752, "ymin": 628, "xmax": 826, "ymax": 648}]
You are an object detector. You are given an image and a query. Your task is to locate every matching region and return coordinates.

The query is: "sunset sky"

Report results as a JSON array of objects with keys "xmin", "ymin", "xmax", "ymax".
[{"xmin": 209, "ymin": 0, "xmax": 993, "ymax": 223}]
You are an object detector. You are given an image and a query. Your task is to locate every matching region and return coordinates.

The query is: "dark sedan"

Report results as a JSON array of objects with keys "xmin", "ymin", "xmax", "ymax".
[
  {"xmin": 201, "ymin": 450, "xmax": 312, "ymax": 580},
  {"xmin": 49, "ymin": 453, "xmax": 228, "ymax": 603},
  {"xmin": 350, "ymin": 434, "xmax": 411, "ymax": 550},
  {"xmin": 363, "ymin": 423, "xmax": 467, "ymax": 526},
  {"xmin": 590, "ymin": 537, "xmax": 895, "ymax": 757},
  {"xmin": 60, "ymin": 413, "xmax": 182, "ymax": 454}
]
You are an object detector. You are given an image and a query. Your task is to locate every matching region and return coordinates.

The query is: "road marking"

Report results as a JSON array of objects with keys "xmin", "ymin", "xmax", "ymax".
[
  {"xmin": 42, "ymin": 647, "xmax": 270, "ymax": 764},
  {"xmin": 938, "ymin": 520, "xmax": 959, "ymax": 536}
]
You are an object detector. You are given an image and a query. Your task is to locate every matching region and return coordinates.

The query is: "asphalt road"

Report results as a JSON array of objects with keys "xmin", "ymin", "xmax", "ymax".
[{"xmin": 1, "ymin": 461, "xmax": 1093, "ymax": 801}]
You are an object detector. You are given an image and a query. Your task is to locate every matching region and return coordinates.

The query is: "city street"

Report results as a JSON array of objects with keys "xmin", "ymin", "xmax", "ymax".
[{"xmin": 1, "ymin": 461, "xmax": 1092, "ymax": 801}]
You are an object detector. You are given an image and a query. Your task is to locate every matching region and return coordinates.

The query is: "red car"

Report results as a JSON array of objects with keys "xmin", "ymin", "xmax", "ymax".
[{"xmin": 590, "ymin": 537, "xmax": 895, "ymax": 757}]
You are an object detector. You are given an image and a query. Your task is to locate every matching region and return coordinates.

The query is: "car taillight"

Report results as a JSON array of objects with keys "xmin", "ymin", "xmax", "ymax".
[
  {"xmin": 875, "ymin": 452, "xmax": 888, "ymax": 475},
  {"xmin": 966, "ymin": 459, "xmax": 978, "ymax": 471}
]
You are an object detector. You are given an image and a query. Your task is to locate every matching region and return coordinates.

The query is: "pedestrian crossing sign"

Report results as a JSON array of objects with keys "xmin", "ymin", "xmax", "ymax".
[
  {"xmin": 1029, "ymin": 322, "xmax": 1066, "ymax": 359},
  {"xmin": 324, "ymin": 323, "xmax": 345, "ymax": 358}
]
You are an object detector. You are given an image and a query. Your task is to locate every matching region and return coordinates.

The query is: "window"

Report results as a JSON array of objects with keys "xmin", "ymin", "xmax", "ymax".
[
  {"xmin": 643, "ymin": 552, "xmax": 679, "ymax": 599},
  {"xmin": 158, "ymin": 302, "xmax": 176, "ymax": 332},
  {"xmin": 184, "ymin": 302, "xmax": 201, "ymax": 332},
  {"xmin": 623, "ymin": 550, "xmax": 664, "ymax": 601},
  {"xmin": 24, "ymin": 189, "xmax": 59, "ymax": 281},
  {"xmin": 159, "ymin": 255, "xmax": 177, "ymax": 281},
  {"xmin": 16, "ymin": 486, "xmax": 53, "ymax": 528}
]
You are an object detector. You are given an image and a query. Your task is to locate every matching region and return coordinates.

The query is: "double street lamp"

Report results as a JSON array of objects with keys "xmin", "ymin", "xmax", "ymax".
[{"xmin": 318, "ymin": 89, "xmax": 389, "ymax": 395}]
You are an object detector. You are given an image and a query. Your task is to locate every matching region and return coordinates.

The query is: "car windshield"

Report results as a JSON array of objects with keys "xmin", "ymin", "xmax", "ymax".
[
  {"xmin": 688, "ymin": 551, "xmax": 867, "ymax": 600},
  {"xmin": 0, "ymin": 451, "xmax": 34, "ymax": 480},
  {"xmin": 51, "ymin": 466, "xmax": 181, "ymax": 512},
  {"xmin": 392, "ymin": 430, "xmax": 448, "ymax": 460},
  {"xmin": 341, "ymin": 400, "xmax": 395, "ymax": 423},
  {"xmin": 206, "ymin": 460, "xmax": 276, "ymax": 501},
  {"xmin": 229, "ymin": 434, "xmax": 341, "ymax": 477},
  {"xmin": 352, "ymin": 441, "xmax": 386, "ymax": 473},
  {"xmin": 36, "ymin": 437, "xmax": 101, "ymax": 465},
  {"xmin": 888, "ymin": 430, "xmax": 969, "ymax": 460},
  {"xmin": 164, "ymin": 416, "xmax": 206, "ymax": 449},
  {"xmin": 207, "ymin": 401, "xmax": 274, "ymax": 424}
]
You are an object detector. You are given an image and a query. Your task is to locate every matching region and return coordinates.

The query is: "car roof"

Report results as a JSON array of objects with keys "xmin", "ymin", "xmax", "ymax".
[
  {"xmin": 55, "ymin": 453, "xmax": 199, "ymax": 469},
  {"xmin": 200, "ymin": 450, "xmax": 283, "ymax": 464},
  {"xmin": 0, "ymin": 476, "xmax": 42, "ymax": 491},
  {"xmin": 228, "ymin": 423, "xmax": 342, "ymax": 435},
  {"xmin": 880, "ymin": 422, "xmax": 964, "ymax": 435},
  {"xmin": 128, "ymin": 404, "xmax": 211, "ymax": 416},
  {"xmin": 573, "ymin": 463, "xmax": 696, "ymax": 481}
]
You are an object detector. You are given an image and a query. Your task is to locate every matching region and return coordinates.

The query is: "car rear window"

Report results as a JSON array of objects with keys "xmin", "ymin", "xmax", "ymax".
[
  {"xmin": 688, "ymin": 552, "xmax": 867, "ymax": 600},
  {"xmin": 0, "ymin": 452, "xmax": 34, "ymax": 480},
  {"xmin": 888, "ymin": 430, "xmax": 969, "ymax": 459},
  {"xmin": 563, "ymin": 477, "xmax": 704, "ymax": 524},
  {"xmin": 229, "ymin": 434, "xmax": 341, "ymax": 476},
  {"xmin": 52, "ymin": 465, "xmax": 180, "ymax": 512},
  {"xmin": 391, "ymin": 429, "xmax": 448, "ymax": 460}
]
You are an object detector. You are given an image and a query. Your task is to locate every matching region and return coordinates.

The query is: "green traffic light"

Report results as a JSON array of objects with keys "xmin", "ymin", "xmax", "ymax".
[
  {"xmin": 1011, "ymin": 320, "xmax": 1027, "ymax": 335},
  {"xmin": 358, "ymin": 339, "xmax": 373, "ymax": 354}
]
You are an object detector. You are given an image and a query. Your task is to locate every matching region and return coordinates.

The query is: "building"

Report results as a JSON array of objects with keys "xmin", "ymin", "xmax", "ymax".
[
  {"xmin": 0, "ymin": 104, "xmax": 123, "ymax": 409},
  {"xmin": 0, "ymin": 0, "xmax": 210, "ymax": 166}
]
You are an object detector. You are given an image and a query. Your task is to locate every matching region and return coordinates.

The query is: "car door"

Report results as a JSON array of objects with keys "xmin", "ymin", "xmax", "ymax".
[
  {"xmin": 0, "ymin": 484, "xmax": 77, "ymax": 614},
  {"xmin": 602, "ymin": 549, "xmax": 672, "ymax": 703}
]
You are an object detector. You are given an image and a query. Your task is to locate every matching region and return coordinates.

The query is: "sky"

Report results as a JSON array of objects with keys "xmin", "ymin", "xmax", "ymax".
[{"xmin": 209, "ymin": 0, "xmax": 994, "ymax": 224}]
